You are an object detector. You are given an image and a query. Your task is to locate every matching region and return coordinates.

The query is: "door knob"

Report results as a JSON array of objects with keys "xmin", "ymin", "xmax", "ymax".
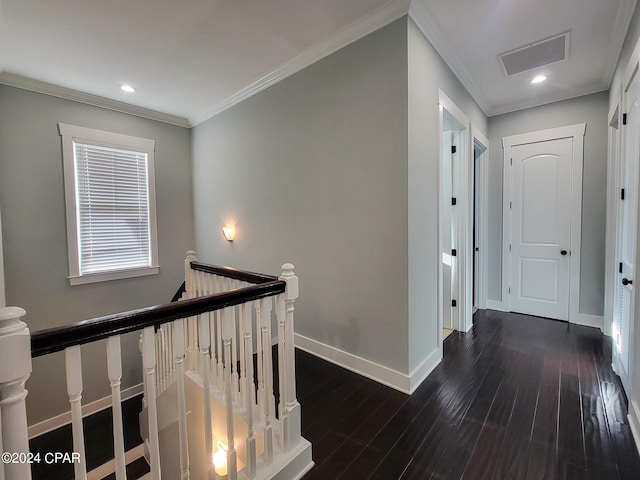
[
  {"xmin": 560, "ymin": 250, "xmax": 568, "ymax": 256},
  {"xmin": 623, "ymin": 277, "xmax": 633, "ymax": 286}
]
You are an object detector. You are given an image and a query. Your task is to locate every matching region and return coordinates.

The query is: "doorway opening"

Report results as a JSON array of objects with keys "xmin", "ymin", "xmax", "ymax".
[{"xmin": 438, "ymin": 90, "xmax": 472, "ymax": 346}]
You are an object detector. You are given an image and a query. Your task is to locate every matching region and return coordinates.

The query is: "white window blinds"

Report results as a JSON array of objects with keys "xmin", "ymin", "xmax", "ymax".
[
  {"xmin": 60, "ymin": 123, "xmax": 158, "ymax": 285},
  {"xmin": 73, "ymin": 142, "xmax": 152, "ymax": 274}
]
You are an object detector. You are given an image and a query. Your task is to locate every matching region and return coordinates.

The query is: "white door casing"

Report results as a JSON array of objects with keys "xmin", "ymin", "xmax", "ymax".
[
  {"xmin": 442, "ymin": 131, "xmax": 454, "ymax": 330},
  {"xmin": 502, "ymin": 124, "xmax": 586, "ymax": 323},
  {"xmin": 472, "ymin": 127, "xmax": 489, "ymax": 311},
  {"xmin": 605, "ymin": 100, "xmax": 621, "ymax": 340}
]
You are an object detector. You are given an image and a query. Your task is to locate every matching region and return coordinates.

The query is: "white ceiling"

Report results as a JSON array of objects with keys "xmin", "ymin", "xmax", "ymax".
[{"xmin": 0, "ymin": 0, "xmax": 636, "ymax": 126}]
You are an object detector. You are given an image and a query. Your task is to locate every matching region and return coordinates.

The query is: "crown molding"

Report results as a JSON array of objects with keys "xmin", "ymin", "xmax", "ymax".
[
  {"xmin": 191, "ymin": 0, "xmax": 412, "ymax": 125},
  {"xmin": 488, "ymin": 81, "xmax": 608, "ymax": 117},
  {"xmin": 408, "ymin": 0, "xmax": 490, "ymax": 116},
  {"xmin": 0, "ymin": 72, "xmax": 191, "ymax": 128},
  {"xmin": 603, "ymin": 0, "xmax": 638, "ymax": 87}
]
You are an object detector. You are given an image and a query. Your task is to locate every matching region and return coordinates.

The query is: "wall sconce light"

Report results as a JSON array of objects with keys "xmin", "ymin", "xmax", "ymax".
[{"xmin": 222, "ymin": 226, "xmax": 235, "ymax": 242}]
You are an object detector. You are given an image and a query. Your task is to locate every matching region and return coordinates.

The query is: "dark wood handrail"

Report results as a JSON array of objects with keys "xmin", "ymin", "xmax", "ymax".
[
  {"xmin": 171, "ymin": 281, "xmax": 186, "ymax": 302},
  {"xmin": 190, "ymin": 261, "xmax": 279, "ymax": 284},
  {"xmin": 31, "ymin": 280, "xmax": 286, "ymax": 358}
]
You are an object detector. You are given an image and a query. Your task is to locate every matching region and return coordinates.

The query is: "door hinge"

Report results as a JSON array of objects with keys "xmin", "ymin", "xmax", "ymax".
[
  {"xmin": 621, "ymin": 188, "xmax": 625, "ymax": 200},
  {"xmin": 509, "ymin": 244, "xmax": 512, "ymax": 252},
  {"xmin": 451, "ymin": 145, "xmax": 457, "ymax": 154},
  {"xmin": 623, "ymin": 113, "xmax": 628, "ymax": 125},
  {"xmin": 452, "ymin": 299, "xmax": 457, "ymax": 307},
  {"xmin": 451, "ymin": 249, "xmax": 457, "ymax": 257},
  {"xmin": 452, "ymin": 197, "xmax": 457, "ymax": 206},
  {"xmin": 508, "ymin": 287, "xmax": 511, "ymax": 294},
  {"xmin": 510, "ymin": 201, "xmax": 512, "ymax": 209},
  {"xmin": 620, "ymin": 262, "xmax": 623, "ymax": 273}
]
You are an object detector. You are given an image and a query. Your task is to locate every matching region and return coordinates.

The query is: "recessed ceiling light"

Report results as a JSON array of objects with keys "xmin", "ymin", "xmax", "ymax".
[
  {"xmin": 531, "ymin": 75, "xmax": 547, "ymax": 84},
  {"xmin": 119, "ymin": 84, "xmax": 135, "ymax": 93}
]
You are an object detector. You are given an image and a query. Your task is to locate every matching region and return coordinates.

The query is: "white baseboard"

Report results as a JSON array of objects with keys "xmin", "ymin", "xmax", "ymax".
[
  {"xmin": 408, "ymin": 348, "xmax": 442, "ymax": 394},
  {"xmin": 486, "ymin": 300, "xmax": 507, "ymax": 311},
  {"xmin": 629, "ymin": 399, "xmax": 640, "ymax": 457},
  {"xmin": 28, "ymin": 383, "xmax": 143, "ymax": 439},
  {"xmin": 574, "ymin": 313, "xmax": 604, "ymax": 331},
  {"xmin": 294, "ymin": 333, "xmax": 440, "ymax": 394}
]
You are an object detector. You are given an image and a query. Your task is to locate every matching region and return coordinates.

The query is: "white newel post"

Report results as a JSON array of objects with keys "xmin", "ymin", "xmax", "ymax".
[
  {"xmin": 279, "ymin": 264, "xmax": 301, "ymax": 450},
  {"xmin": 0, "ymin": 307, "xmax": 32, "ymax": 480}
]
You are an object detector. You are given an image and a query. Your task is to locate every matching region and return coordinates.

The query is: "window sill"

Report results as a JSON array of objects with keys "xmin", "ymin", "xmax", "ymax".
[{"xmin": 69, "ymin": 266, "xmax": 160, "ymax": 286}]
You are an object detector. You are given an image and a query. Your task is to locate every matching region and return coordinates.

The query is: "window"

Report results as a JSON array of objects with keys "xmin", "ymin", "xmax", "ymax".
[{"xmin": 59, "ymin": 124, "xmax": 159, "ymax": 285}]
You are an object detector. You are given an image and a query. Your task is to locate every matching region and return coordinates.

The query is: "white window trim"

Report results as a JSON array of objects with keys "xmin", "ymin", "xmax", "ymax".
[{"xmin": 59, "ymin": 123, "xmax": 159, "ymax": 285}]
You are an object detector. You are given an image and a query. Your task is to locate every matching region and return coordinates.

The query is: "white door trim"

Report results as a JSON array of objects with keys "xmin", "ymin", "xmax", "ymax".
[
  {"xmin": 438, "ymin": 90, "xmax": 472, "ymax": 338},
  {"xmin": 502, "ymin": 123, "xmax": 586, "ymax": 324},
  {"xmin": 472, "ymin": 126, "xmax": 489, "ymax": 311},
  {"xmin": 605, "ymin": 99, "xmax": 622, "ymax": 338}
]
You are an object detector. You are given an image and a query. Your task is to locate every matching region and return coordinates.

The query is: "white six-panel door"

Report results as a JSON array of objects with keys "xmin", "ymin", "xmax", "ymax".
[{"xmin": 509, "ymin": 138, "xmax": 573, "ymax": 320}]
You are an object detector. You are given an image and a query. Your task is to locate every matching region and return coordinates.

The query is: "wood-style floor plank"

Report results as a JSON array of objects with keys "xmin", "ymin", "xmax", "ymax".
[{"xmin": 301, "ymin": 310, "xmax": 640, "ymax": 480}]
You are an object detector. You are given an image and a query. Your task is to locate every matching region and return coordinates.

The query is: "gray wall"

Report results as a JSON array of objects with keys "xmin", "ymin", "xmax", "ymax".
[
  {"xmin": 610, "ymin": 1, "xmax": 640, "ymax": 106},
  {"xmin": 192, "ymin": 19, "xmax": 410, "ymax": 373},
  {"xmin": 407, "ymin": 18, "xmax": 488, "ymax": 371},
  {"xmin": 487, "ymin": 91, "xmax": 609, "ymax": 316},
  {"xmin": 0, "ymin": 85, "xmax": 194, "ymax": 425}
]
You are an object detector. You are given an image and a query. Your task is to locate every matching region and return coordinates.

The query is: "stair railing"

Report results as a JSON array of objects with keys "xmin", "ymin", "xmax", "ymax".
[{"xmin": 0, "ymin": 251, "xmax": 302, "ymax": 480}]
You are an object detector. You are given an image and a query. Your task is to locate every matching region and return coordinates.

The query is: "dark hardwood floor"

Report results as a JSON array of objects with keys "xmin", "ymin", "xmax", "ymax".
[
  {"xmin": 30, "ymin": 395, "xmax": 146, "ymax": 480},
  {"xmin": 27, "ymin": 310, "xmax": 640, "ymax": 479},
  {"xmin": 299, "ymin": 310, "xmax": 640, "ymax": 480}
]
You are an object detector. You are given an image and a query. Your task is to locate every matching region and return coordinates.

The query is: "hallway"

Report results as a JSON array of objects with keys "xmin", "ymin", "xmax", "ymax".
[{"xmin": 300, "ymin": 310, "xmax": 640, "ymax": 479}]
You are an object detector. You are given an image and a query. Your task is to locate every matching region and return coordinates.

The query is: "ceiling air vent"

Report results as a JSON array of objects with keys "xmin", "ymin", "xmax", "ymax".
[{"xmin": 499, "ymin": 31, "xmax": 570, "ymax": 76}]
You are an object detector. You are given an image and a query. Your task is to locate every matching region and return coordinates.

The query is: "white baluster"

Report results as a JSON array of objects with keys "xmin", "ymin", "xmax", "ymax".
[
  {"xmin": 139, "ymin": 334, "xmax": 147, "ymax": 410},
  {"xmin": 230, "ymin": 301, "xmax": 239, "ymax": 404},
  {"xmin": 241, "ymin": 303, "xmax": 256, "ymax": 478},
  {"xmin": 206, "ymin": 276, "xmax": 218, "ymax": 389},
  {"xmin": 155, "ymin": 329, "xmax": 163, "ymax": 396},
  {"xmin": 275, "ymin": 295, "xmax": 287, "ymax": 450},
  {"xmin": 107, "ymin": 336, "xmax": 126, "ymax": 480},
  {"xmin": 142, "ymin": 327, "xmax": 161, "ymax": 480},
  {"xmin": 254, "ymin": 301, "xmax": 264, "ymax": 421},
  {"xmin": 238, "ymin": 304, "xmax": 246, "ymax": 411},
  {"xmin": 222, "ymin": 307, "xmax": 238, "ymax": 480},
  {"xmin": 188, "ymin": 315, "xmax": 198, "ymax": 372},
  {"xmin": 172, "ymin": 319, "xmax": 190, "ymax": 480},
  {"xmin": 260, "ymin": 297, "xmax": 273, "ymax": 465},
  {"xmin": 65, "ymin": 345, "xmax": 87, "ymax": 480},
  {"xmin": 279, "ymin": 264, "xmax": 301, "ymax": 449},
  {"xmin": 0, "ymin": 307, "xmax": 32, "ymax": 480},
  {"xmin": 216, "ymin": 307, "xmax": 224, "ymax": 392},
  {"xmin": 198, "ymin": 313, "xmax": 214, "ymax": 476}
]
